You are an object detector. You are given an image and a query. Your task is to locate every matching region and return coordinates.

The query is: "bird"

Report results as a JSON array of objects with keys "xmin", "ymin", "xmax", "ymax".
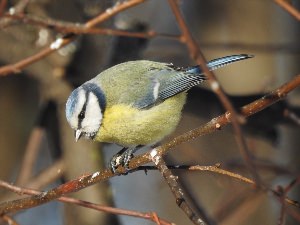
[{"xmin": 65, "ymin": 54, "xmax": 253, "ymax": 172}]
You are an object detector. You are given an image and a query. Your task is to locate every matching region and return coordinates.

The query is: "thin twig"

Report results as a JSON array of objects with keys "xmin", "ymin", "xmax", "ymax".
[
  {"xmin": 0, "ymin": 159, "xmax": 65, "ymax": 205},
  {"xmin": 284, "ymin": 109, "xmax": 300, "ymax": 126},
  {"xmin": 3, "ymin": 12, "xmax": 299, "ymax": 53},
  {"xmin": 167, "ymin": 0, "xmax": 261, "ymax": 185},
  {"xmin": 274, "ymin": 0, "xmax": 300, "ymax": 20},
  {"xmin": 13, "ymin": 0, "xmax": 30, "ymax": 12},
  {"xmin": 26, "ymin": 158, "xmax": 65, "ymax": 190},
  {"xmin": 3, "ymin": 13, "xmax": 179, "ymax": 40},
  {"xmin": 0, "ymin": 0, "xmax": 7, "ymax": 16},
  {"xmin": 277, "ymin": 186, "xmax": 286, "ymax": 225},
  {"xmin": 0, "ymin": 0, "xmax": 146, "ymax": 76},
  {"xmin": 0, "ymin": 0, "xmax": 30, "ymax": 27},
  {"xmin": 0, "ymin": 214, "xmax": 19, "ymax": 225},
  {"xmin": 4, "ymin": 11, "xmax": 300, "ymax": 54},
  {"xmin": 0, "ymin": 74, "xmax": 299, "ymax": 215},
  {"xmin": 16, "ymin": 127, "xmax": 44, "ymax": 186},
  {"xmin": 84, "ymin": 0, "xmax": 145, "ymax": 28},
  {"xmin": 134, "ymin": 164, "xmax": 298, "ymax": 208},
  {"xmin": 287, "ymin": 207, "xmax": 300, "ymax": 223},
  {"xmin": 189, "ymin": 165, "xmax": 254, "ymax": 185},
  {"xmin": 0, "ymin": 180, "xmax": 172, "ymax": 225},
  {"xmin": 278, "ymin": 176, "xmax": 300, "ymax": 224},
  {"xmin": 149, "ymin": 149, "xmax": 206, "ymax": 225}
]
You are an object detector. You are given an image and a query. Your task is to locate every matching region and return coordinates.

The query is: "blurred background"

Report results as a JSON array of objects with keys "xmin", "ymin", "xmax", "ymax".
[{"xmin": 0, "ymin": 0, "xmax": 299, "ymax": 225}]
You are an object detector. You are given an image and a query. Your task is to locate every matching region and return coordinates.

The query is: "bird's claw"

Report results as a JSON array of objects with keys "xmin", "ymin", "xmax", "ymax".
[{"xmin": 109, "ymin": 148, "xmax": 134, "ymax": 174}]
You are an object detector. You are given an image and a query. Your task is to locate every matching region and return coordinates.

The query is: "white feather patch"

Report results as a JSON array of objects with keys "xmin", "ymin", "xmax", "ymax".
[{"xmin": 153, "ymin": 80, "xmax": 160, "ymax": 100}]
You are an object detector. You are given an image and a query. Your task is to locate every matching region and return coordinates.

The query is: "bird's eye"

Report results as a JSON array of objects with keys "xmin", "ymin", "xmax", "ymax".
[{"xmin": 78, "ymin": 111, "xmax": 85, "ymax": 120}]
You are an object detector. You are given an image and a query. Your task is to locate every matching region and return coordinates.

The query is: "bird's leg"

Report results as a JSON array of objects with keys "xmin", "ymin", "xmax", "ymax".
[
  {"xmin": 109, "ymin": 147, "xmax": 128, "ymax": 173},
  {"xmin": 109, "ymin": 146, "xmax": 143, "ymax": 173}
]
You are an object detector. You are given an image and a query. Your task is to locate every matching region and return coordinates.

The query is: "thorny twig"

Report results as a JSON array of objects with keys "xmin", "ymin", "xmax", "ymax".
[{"xmin": 0, "ymin": 74, "xmax": 299, "ymax": 215}]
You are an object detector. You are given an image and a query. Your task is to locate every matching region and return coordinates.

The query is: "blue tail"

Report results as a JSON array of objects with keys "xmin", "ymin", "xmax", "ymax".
[{"xmin": 185, "ymin": 54, "xmax": 253, "ymax": 74}]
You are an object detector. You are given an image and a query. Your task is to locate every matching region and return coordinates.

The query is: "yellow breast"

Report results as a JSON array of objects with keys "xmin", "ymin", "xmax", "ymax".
[{"xmin": 95, "ymin": 93, "xmax": 187, "ymax": 147}]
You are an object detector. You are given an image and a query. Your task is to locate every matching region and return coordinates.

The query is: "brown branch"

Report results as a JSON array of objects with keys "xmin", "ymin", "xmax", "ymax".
[
  {"xmin": 135, "ymin": 164, "xmax": 298, "ymax": 208},
  {"xmin": 0, "ymin": 73, "xmax": 299, "ymax": 215},
  {"xmin": 4, "ymin": 13, "xmax": 299, "ymax": 54},
  {"xmin": 0, "ymin": 0, "xmax": 30, "ymax": 27},
  {"xmin": 0, "ymin": 0, "xmax": 7, "ymax": 16},
  {"xmin": 0, "ymin": 0, "xmax": 146, "ymax": 76},
  {"xmin": 0, "ymin": 159, "xmax": 65, "ymax": 209},
  {"xmin": 26, "ymin": 159, "xmax": 65, "ymax": 190},
  {"xmin": 274, "ymin": 0, "xmax": 300, "ymax": 20},
  {"xmin": 284, "ymin": 109, "xmax": 300, "ymax": 126},
  {"xmin": 16, "ymin": 127, "xmax": 44, "ymax": 186},
  {"xmin": 189, "ymin": 165, "xmax": 255, "ymax": 185},
  {"xmin": 287, "ymin": 207, "xmax": 300, "ymax": 223},
  {"xmin": 3, "ymin": 13, "xmax": 180, "ymax": 40},
  {"xmin": 278, "ymin": 176, "xmax": 300, "ymax": 224},
  {"xmin": 0, "ymin": 38, "xmax": 68, "ymax": 76},
  {"xmin": 0, "ymin": 214, "xmax": 19, "ymax": 225},
  {"xmin": 167, "ymin": 0, "xmax": 261, "ymax": 185},
  {"xmin": 277, "ymin": 186, "xmax": 286, "ymax": 225},
  {"xmin": 84, "ymin": 0, "xmax": 145, "ymax": 28},
  {"xmin": 284, "ymin": 176, "xmax": 300, "ymax": 193},
  {"xmin": 150, "ymin": 149, "xmax": 207, "ymax": 225},
  {"xmin": 13, "ymin": 0, "xmax": 30, "ymax": 12},
  {"xmin": 0, "ymin": 180, "xmax": 172, "ymax": 225}
]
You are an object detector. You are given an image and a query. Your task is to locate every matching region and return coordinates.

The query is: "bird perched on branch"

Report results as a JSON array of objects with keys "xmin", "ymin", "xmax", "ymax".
[{"xmin": 65, "ymin": 54, "xmax": 253, "ymax": 172}]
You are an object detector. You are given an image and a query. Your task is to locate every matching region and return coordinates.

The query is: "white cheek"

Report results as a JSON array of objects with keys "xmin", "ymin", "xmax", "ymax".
[{"xmin": 81, "ymin": 93, "xmax": 102, "ymax": 133}]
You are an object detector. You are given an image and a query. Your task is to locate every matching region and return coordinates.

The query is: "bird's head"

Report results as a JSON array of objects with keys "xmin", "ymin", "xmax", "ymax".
[{"xmin": 65, "ymin": 82, "xmax": 106, "ymax": 141}]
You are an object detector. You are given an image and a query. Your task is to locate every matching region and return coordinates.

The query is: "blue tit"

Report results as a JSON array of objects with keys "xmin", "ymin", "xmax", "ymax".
[{"xmin": 65, "ymin": 54, "xmax": 253, "ymax": 172}]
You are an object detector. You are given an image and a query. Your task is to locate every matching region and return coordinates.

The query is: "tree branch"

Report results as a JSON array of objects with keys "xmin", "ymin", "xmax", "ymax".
[
  {"xmin": 167, "ymin": 0, "xmax": 260, "ymax": 184},
  {"xmin": 274, "ymin": 0, "xmax": 300, "ymax": 20},
  {"xmin": 0, "ymin": 0, "xmax": 146, "ymax": 76},
  {"xmin": 0, "ymin": 73, "xmax": 299, "ymax": 215}
]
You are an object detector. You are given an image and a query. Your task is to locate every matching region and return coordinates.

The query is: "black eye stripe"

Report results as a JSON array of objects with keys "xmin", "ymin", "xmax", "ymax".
[
  {"xmin": 78, "ymin": 111, "xmax": 85, "ymax": 119},
  {"xmin": 77, "ymin": 90, "xmax": 89, "ymax": 129},
  {"xmin": 77, "ymin": 83, "xmax": 106, "ymax": 130}
]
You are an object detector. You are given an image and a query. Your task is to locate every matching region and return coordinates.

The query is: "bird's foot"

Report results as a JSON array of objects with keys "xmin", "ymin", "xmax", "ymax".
[{"xmin": 109, "ymin": 147, "xmax": 135, "ymax": 174}]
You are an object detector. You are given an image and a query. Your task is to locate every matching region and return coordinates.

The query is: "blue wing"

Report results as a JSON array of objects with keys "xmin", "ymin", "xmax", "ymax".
[{"xmin": 158, "ymin": 54, "xmax": 253, "ymax": 101}]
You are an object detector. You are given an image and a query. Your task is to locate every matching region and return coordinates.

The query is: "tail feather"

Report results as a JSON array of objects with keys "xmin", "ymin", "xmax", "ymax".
[
  {"xmin": 158, "ymin": 54, "xmax": 253, "ymax": 102},
  {"xmin": 185, "ymin": 54, "xmax": 253, "ymax": 74}
]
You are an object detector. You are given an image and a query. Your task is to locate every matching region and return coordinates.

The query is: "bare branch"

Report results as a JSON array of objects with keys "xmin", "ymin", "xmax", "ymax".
[
  {"xmin": 0, "ymin": 73, "xmax": 299, "ymax": 215},
  {"xmin": 16, "ymin": 127, "xmax": 44, "ymax": 186},
  {"xmin": 0, "ymin": 214, "xmax": 19, "ymax": 225},
  {"xmin": 274, "ymin": 0, "xmax": 300, "ymax": 20},
  {"xmin": 0, "ymin": 180, "xmax": 172, "ymax": 225},
  {"xmin": 0, "ymin": 0, "xmax": 7, "ymax": 16},
  {"xmin": 284, "ymin": 109, "xmax": 300, "ymax": 126},
  {"xmin": 167, "ymin": 0, "xmax": 260, "ymax": 184},
  {"xmin": 149, "ymin": 149, "xmax": 207, "ymax": 225},
  {"xmin": 0, "ymin": 0, "xmax": 146, "ymax": 76}
]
